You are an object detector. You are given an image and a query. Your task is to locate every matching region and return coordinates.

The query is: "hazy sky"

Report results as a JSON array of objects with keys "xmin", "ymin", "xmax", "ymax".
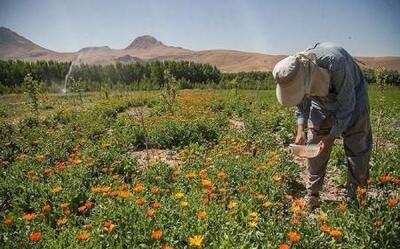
[{"xmin": 1, "ymin": 0, "xmax": 399, "ymax": 56}]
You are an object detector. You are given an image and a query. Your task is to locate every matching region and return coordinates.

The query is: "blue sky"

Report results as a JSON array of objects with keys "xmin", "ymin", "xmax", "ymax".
[{"xmin": 1, "ymin": 0, "xmax": 399, "ymax": 56}]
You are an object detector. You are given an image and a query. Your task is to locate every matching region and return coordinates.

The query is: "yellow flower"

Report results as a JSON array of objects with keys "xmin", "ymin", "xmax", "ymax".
[
  {"xmin": 248, "ymin": 221, "xmax": 258, "ymax": 228},
  {"xmin": 227, "ymin": 200, "xmax": 238, "ymax": 209},
  {"xmin": 175, "ymin": 192, "xmax": 185, "ymax": 200},
  {"xmin": 52, "ymin": 186, "xmax": 62, "ymax": 194},
  {"xmin": 262, "ymin": 201, "xmax": 272, "ymax": 208},
  {"xmin": 180, "ymin": 201, "xmax": 189, "ymax": 208},
  {"xmin": 189, "ymin": 235, "xmax": 204, "ymax": 248}
]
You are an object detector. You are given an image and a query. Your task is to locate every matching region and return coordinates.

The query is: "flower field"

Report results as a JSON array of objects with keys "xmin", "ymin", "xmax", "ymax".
[{"xmin": 0, "ymin": 89, "xmax": 399, "ymax": 248}]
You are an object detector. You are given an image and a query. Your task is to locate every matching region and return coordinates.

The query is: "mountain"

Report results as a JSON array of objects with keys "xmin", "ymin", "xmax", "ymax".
[{"xmin": 1, "ymin": 27, "xmax": 400, "ymax": 72}]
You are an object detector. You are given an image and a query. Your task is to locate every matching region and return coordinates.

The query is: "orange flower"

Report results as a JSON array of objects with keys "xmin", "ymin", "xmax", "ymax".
[
  {"xmin": 147, "ymin": 208, "xmax": 155, "ymax": 218},
  {"xmin": 151, "ymin": 230, "xmax": 163, "ymax": 240},
  {"xmin": 78, "ymin": 205, "xmax": 87, "ymax": 213},
  {"xmin": 4, "ymin": 218, "xmax": 13, "ymax": 225},
  {"xmin": 291, "ymin": 218, "xmax": 301, "ymax": 226},
  {"xmin": 60, "ymin": 203, "xmax": 70, "ymax": 209},
  {"xmin": 22, "ymin": 213, "xmax": 36, "ymax": 222},
  {"xmin": 43, "ymin": 204, "xmax": 52, "ymax": 212},
  {"xmin": 330, "ymin": 230, "xmax": 343, "ymax": 238},
  {"xmin": 118, "ymin": 190, "xmax": 132, "ymax": 198},
  {"xmin": 77, "ymin": 232, "xmax": 90, "ymax": 241},
  {"xmin": 217, "ymin": 172, "xmax": 226, "ymax": 180},
  {"xmin": 57, "ymin": 217, "xmax": 68, "ymax": 226},
  {"xmin": 239, "ymin": 185, "xmax": 247, "ymax": 193},
  {"xmin": 136, "ymin": 198, "xmax": 146, "ymax": 206},
  {"xmin": 189, "ymin": 235, "xmax": 204, "ymax": 248},
  {"xmin": 155, "ymin": 175, "xmax": 162, "ymax": 181},
  {"xmin": 375, "ymin": 220, "xmax": 384, "ymax": 227},
  {"xmin": 134, "ymin": 183, "xmax": 144, "ymax": 193},
  {"xmin": 318, "ymin": 214, "xmax": 327, "ymax": 222},
  {"xmin": 338, "ymin": 203, "xmax": 348, "ymax": 212},
  {"xmin": 197, "ymin": 211, "xmax": 207, "ymax": 220},
  {"xmin": 202, "ymin": 198, "xmax": 209, "ymax": 205},
  {"xmin": 186, "ymin": 172, "xmax": 196, "ymax": 180},
  {"xmin": 83, "ymin": 224, "xmax": 93, "ymax": 230},
  {"xmin": 357, "ymin": 187, "xmax": 367, "ymax": 197},
  {"xmin": 103, "ymin": 221, "xmax": 116, "ymax": 233},
  {"xmin": 152, "ymin": 201, "xmax": 162, "ymax": 209},
  {"xmin": 256, "ymin": 194, "xmax": 265, "ymax": 200},
  {"xmin": 151, "ymin": 187, "xmax": 160, "ymax": 195},
  {"xmin": 30, "ymin": 232, "xmax": 41, "ymax": 242},
  {"xmin": 379, "ymin": 175, "xmax": 392, "ymax": 183},
  {"xmin": 52, "ymin": 186, "xmax": 62, "ymax": 194},
  {"xmin": 262, "ymin": 201, "xmax": 272, "ymax": 208},
  {"xmin": 64, "ymin": 209, "xmax": 72, "ymax": 216},
  {"xmin": 321, "ymin": 225, "xmax": 331, "ymax": 233},
  {"xmin": 278, "ymin": 244, "xmax": 290, "ymax": 249},
  {"xmin": 388, "ymin": 198, "xmax": 398, "ymax": 207},
  {"xmin": 288, "ymin": 232, "xmax": 301, "ymax": 243},
  {"xmin": 201, "ymin": 180, "xmax": 213, "ymax": 190}
]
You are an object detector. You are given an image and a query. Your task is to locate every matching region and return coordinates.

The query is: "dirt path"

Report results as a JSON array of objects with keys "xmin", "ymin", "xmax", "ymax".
[{"xmin": 293, "ymin": 157, "xmax": 347, "ymax": 203}]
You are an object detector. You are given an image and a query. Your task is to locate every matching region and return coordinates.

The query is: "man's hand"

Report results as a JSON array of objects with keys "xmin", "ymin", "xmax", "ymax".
[
  {"xmin": 295, "ymin": 124, "xmax": 306, "ymax": 145},
  {"xmin": 318, "ymin": 135, "xmax": 335, "ymax": 155}
]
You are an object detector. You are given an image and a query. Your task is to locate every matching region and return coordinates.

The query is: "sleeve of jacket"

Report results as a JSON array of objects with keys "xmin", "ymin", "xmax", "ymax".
[
  {"xmin": 295, "ymin": 97, "xmax": 311, "ymax": 126},
  {"xmin": 329, "ymin": 62, "xmax": 356, "ymax": 137}
]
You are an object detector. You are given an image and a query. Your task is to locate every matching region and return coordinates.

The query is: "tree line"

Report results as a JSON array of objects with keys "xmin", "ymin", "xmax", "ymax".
[{"xmin": 0, "ymin": 60, "xmax": 399, "ymax": 94}]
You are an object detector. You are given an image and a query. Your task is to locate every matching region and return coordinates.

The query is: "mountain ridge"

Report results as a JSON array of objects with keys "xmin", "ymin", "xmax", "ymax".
[{"xmin": 1, "ymin": 27, "xmax": 400, "ymax": 72}]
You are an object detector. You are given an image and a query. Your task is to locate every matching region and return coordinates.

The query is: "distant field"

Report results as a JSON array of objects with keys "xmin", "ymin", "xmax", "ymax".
[{"xmin": 0, "ymin": 88, "xmax": 399, "ymax": 248}]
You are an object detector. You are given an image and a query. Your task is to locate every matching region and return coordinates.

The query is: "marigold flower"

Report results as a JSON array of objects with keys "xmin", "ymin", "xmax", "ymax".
[
  {"xmin": 357, "ymin": 187, "xmax": 367, "ymax": 197},
  {"xmin": 186, "ymin": 172, "xmax": 196, "ymax": 180},
  {"xmin": 152, "ymin": 201, "xmax": 162, "ymax": 209},
  {"xmin": 4, "ymin": 218, "xmax": 13, "ymax": 225},
  {"xmin": 375, "ymin": 220, "xmax": 384, "ymax": 227},
  {"xmin": 278, "ymin": 244, "xmax": 290, "ymax": 249},
  {"xmin": 217, "ymin": 172, "xmax": 226, "ymax": 180},
  {"xmin": 77, "ymin": 232, "xmax": 90, "ymax": 241},
  {"xmin": 239, "ymin": 185, "xmax": 247, "ymax": 193},
  {"xmin": 227, "ymin": 200, "xmax": 238, "ymax": 209},
  {"xmin": 103, "ymin": 221, "xmax": 116, "ymax": 233},
  {"xmin": 272, "ymin": 174, "xmax": 282, "ymax": 182},
  {"xmin": 180, "ymin": 201, "xmax": 189, "ymax": 208},
  {"xmin": 136, "ymin": 198, "xmax": 146, "ymax": 206},
  {"xmin": 388, "ymin": 198, "xmax": 398, "ymax": 207},
  {"xmin": 321, "ymin": 225, "xmax": 331, "ymax": 233},
  {"xmin": 248, "ymin": 221, "xmax": 258, "ymax": 228},
  {"xmin": 134, "ymin": 183, "xmax": 144, "ymax": 193},
  {"xmin": 379, "ymin": 175, "xmax": 392, "ymax": 183},
  {"xmin": 83, "ymin": 224, "xmax": 93, "ymax": 230},
  {"xmin": 118, "ymin": 190, "xmax": 132, "ymax": 198},
  {"xmin": 262, "ymin": 201, "xmax": 272, "ymax": 208},
  {"xmin": 201, "ymin": 180, "xmax": 213, "ymax": 190},
  {"xmin": 175, "ymin": 192, "xmax": 185, "ymax": 200},
  {"xmin": 318, "ymin": 214, "xmax": 327, "ymax": 222},
  {"xmin": 202, "ymin": 198, "xmax": 209, "ymax": 205},
  {"xmin": 57, "ymin": 217, "xmax": 68, "ymax": 226},
  {"xmin": 292, "ymin": 218, "xmax": 301, "ymax": 226},
  {"xmin": 151, "ymin": 230, "xmax": 163, "ymax": 240},
  {"xmin": 52, "ymin": 186, "xmax": 62, "ymax": 194},
  {"xmin": 197, "ymin": 211, "xmax": 207, "ymax": 220},
  {"xmin": 30, "ymin": 232, "xmax": 41, "ymax": 242},
  {"xmin": 147, "ymin": 208, "xmax": 155, "ymax": 218},
  {"xmin": 288, "ymin": 232, "xmax": 301, "ymax": 243},
  {"xmin": 43, "ymin": 204, "xmax": 51, "ymax": 212},
  {"xmin": 338, "ymin": 203, "xmax": 348, "ymax": 212},
  {"xmin": 256, "ymin": 194, "xmax": 265, "ymax": 200},
  {"xmin": 64, "ymin": 209, "xmax": 71, "ymax": 216},
  {"xmin": 78, "ymin": 205, "xmax": 87, "ymax": 213},
  {"xmin": 330, "ymin": 230, "xmax": 343, "ymax": 238},
  {"xmin": 151, "ymin": 187, "xmax": 160, "ymax": 195},
  {"xmin": 189, "ymin": 235, "xmax": 204, "ymax": 248},
  {"xmin": 22, "ymin": 213, "xmax": 36, "ymax": 222}
]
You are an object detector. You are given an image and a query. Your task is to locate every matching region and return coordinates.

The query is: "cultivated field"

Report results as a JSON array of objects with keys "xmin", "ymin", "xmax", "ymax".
[{"xmin": 0, "ymin": 88, "xmax": 399, "ymax": 248}]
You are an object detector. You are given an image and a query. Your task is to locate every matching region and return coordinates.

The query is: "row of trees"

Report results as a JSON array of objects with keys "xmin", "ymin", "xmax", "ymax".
[{"xmin": 0, "ymin": 60, "xmax": 399, "ymax": 94}]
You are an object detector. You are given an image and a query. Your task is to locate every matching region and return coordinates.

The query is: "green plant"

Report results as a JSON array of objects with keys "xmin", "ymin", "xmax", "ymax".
[
  {"xmin": 161, "ymin": 69, "xmax": 178, "ymax": 114},
  {"xmin": 23, "ymin": 73, "xmax": 41, "ymax": 118}
]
